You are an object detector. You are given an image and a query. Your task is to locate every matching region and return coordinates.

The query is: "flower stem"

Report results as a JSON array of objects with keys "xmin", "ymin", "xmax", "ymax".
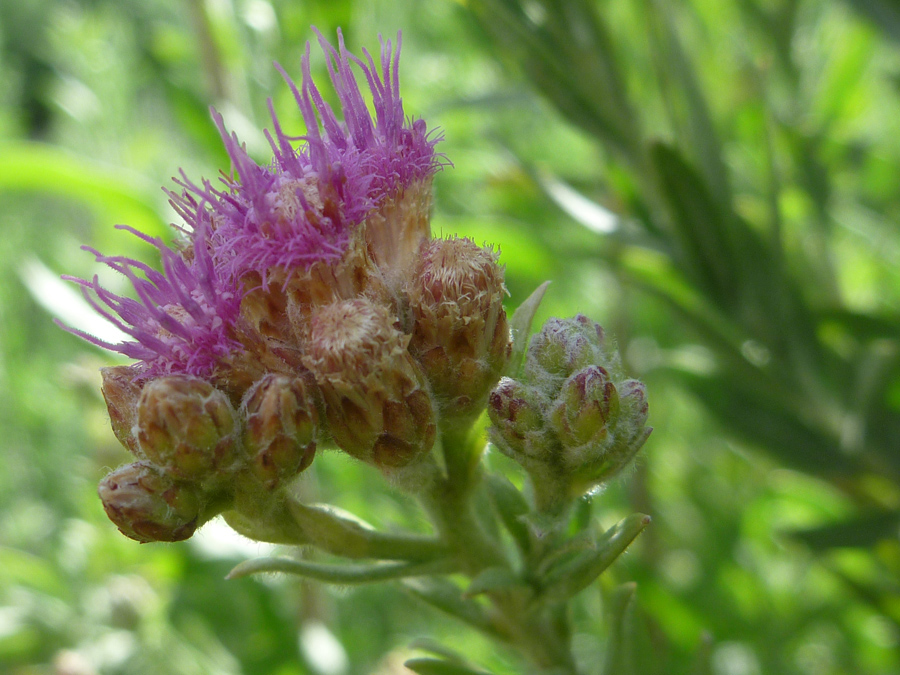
[{"xmin": 420, "ymin": 432, "xmax": 579, "ymax": 674}]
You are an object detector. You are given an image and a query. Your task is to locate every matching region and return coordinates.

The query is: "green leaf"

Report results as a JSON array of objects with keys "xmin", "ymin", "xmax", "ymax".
[
  {"xmin": 0, "ymin": 547, "xmax": 68, "ymax": 598},
  {"xmin": 404, "ymin": 658, "xmax": 495, "ymax": 675},
  {"xmin": 601, "ymin": 583, "xmax": 637, "ymax": 675},
  {"xmin": 506, "ymin": 280, "xmax": 551, "ymax": 377},
  {"xmin": 677, "ymin": 371, "xmax": 863, "ymax": 478},
  {"xmin": 464, "ymin": 566, "xmax": 525, "ymax": 598},
  {"xmin": 649, "ymin": 141, "xmax": 739, "ymax": 307},
  {"xmin": 402, "ymin": 578, "xmax": 506, "ymax": 640},
  {"xmin": 467, "ymin": 0, "xmax": 641, "ymax": 162},
  {"xmin": 226, "ymin": 556, "xmax": 456, "ymax": 583},
  {"xmin": 541, "ymin": 514, "xmax": 650, "ymax": 600},
  {"xmin": 786, "ymin": 510, "xmax": 900, "ymax": 550},
  {"xmin": 841, "ymin": 0, "xmax": 900, "ymax": 44},
  {"xmin": 484, "ymin": 474, "xmax": 532, "ymax": 556},
  {"xmin": 287, "ymin": 500, "xmax": 447, "ymax": 562},
  {"xmin": 646, "ymin": 0, "xmax": 732, "ymax": 208}
]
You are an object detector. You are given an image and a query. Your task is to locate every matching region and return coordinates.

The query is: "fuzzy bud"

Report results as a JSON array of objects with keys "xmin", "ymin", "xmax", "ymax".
[
  {"xmin": 136, "ymin": 376, "xmax": 239, "ymax": 482},
  {"xmin": 549, "ymin": 366, "xmax": 619, "ymax": 449},
  {"xmin": 525, "ymin": 314, "xmax": 609, "ymax": 381},
  {"xmin": 100, "ymin": 365, "xmax": 144, "ymax": 456},
  {"xmin": 407, "ymin": 237, "xmax": 511, "ymax": 422},
  {"xmin": 303, "ymin": 298, "xmax": 436, "ymax": 468},
  {"xmin": 487, "ymin": 378, "xmax": 552, "ymax": 466},
  {"xmin": 98, "ymin": 461, "xmax": 206, "ymax": 543},
  {"xmin": 488, "ymin": 315, "xmax": 651, "ymax": 505},
  {"xmin": 241, "ymin": 374, "xmax": 318, "ymax": 489}
]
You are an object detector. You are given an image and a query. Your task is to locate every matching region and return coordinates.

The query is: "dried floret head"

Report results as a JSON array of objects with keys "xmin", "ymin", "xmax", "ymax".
[
  {"xmin": 302, "ymin": 298, "xmax": 437, "ymax": 469},
  {"xmin": 406, "ymin": 237, "xmax": 511, "ymax": 422}
]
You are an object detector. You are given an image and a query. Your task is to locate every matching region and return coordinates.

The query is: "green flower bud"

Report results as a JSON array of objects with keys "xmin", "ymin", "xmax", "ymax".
[
  {"xmin": 241, "ymin": 374, "xmax": 318, "ymax": 489},
  {"xmin": 407, "ymin": 237, "xmax": 511, "ymax": 422},
  {"xmin": 487, "ymin": 315, "xmax": 651, "ymax": 508},
  {"xmin": 549, "ymin": 366, "xmax": 619, "ymax": 449},
  {"xmin": 100, "ymin": 365, "xmax": 144, "ymax": 456},
  {"xmin": 98, "ymin": 462, "xmax": 205, "ymax": 543},
  {"xmin": 303, "ymin": 298, "xmax": 437, "ymax": 469},
  {"xmin": 136, "ymin": 376, "xmax": 239, "ymax": 482},
  {"xmin": 548, "ymin": 370, "xmax": 650, "ymax": 488},
  {"xmin": 525, "ymin": 314, "xmax": 610, "ymax": 381},
  {"xmin": 487, "ymin": 377, "xmax": 550, "ymax": 462}
]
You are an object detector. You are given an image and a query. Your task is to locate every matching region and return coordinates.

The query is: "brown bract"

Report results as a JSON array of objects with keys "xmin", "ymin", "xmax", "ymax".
[{"xmin": 100, "ymin": 365, "xmax": 145, "ymax": 456}]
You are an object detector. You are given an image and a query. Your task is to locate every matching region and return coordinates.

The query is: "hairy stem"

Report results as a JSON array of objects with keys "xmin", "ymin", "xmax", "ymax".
[{"xmin": 421, "ymin": 432, "xmax": 579, "ymax": 674}]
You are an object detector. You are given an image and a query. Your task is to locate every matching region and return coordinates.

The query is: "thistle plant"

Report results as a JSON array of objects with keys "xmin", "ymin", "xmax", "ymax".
[{"xmin": 63, "ymin": 29, "xmax": 651, "ymax": 674}]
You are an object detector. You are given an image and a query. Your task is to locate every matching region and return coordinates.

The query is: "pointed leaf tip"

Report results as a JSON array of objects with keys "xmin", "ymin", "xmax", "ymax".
[{"xmin": 506, "ymin": 280, "xmax": 551, "ymax": 377}]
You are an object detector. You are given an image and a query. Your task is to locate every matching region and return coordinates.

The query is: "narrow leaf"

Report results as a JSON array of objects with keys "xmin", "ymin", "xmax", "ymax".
[
  {"xmin": 0, "ymin": 141, "xmax": 165, "ymax": 237},
  {"xmin": 601, "ymin": 583, "xmax": 637, "ymax": 675},
  {"xmin": 786, "ymin": 510, "xmax": 900, "ymax": 550},
  {"xmin": 541, "ymin": 514, "xmax": 650, "ymax": 600},
  {"xmin": 485, "ymin": 474, "xmax": 532, "ymax": 555},
  {"xmin": 402, "ymin": 578, "xmax": 506, "ymax": 640},
  {"xmin": 287, "ymin": 500, "xmax": 447, "ymax": 562},
  {"xmin": 506, "ymin": 280, "xmax": 551, "ymax": 377},
  {"xmin": 649, "ymin": 142, "xmax": 739, "ymax": 307},
  {"xmin": 464, "ymin": 566, "xmax": 525, "ymax": 598},
  {"xmin": 227, "ymin": 557, "xmax": 455, "ymax": 583}
]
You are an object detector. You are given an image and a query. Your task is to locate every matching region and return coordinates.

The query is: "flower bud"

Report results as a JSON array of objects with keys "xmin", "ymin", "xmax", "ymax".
[
  {"xmin": 241, "ymin": 374, "xmax": 318, "ymax": 489},
  {"xmin": 487, "ymin": 377, "xmax": 552, "ymax": 465},
  {"xmin": 487, "ymin": 315, "xmax": 651, "ymax": 505},
  {"xmin": 136, "ymin": 376, "xmax": 239, "ymax": 482},
  {"xmin": 98, "ymin": 462, "xmax": 205, "ymax": 543},
  {"xmin": 544, "ymin": 369, "xmax": 650, "ymax": 487},
  {"xmin": 525, "ymin": 315, "xmax": 609, "ymax": 381},
  {"xmin": 407, "ymin": 237, "xmax": 511, "ymax": 422},
  {"xmin": 303, "ymin": 298, "xmax": 436, "ymax": 468},
  {"xmin": 100, "ymin": 365, "xmax": 144, "ymax": 456},
  {"xmin": 549, "ymin": 366, "xmax": 619, "ymax": 449},
  {"xmin": 286, "ymin": 232, "xmax": 392, "ymax": 333}
]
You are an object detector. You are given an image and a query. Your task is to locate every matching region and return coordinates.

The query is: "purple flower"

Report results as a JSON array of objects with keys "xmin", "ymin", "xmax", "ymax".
[
  {"xmin": 64, "ymin": 28, "xmax": 443, "ymax": 376},
  {"xmin": 168, "ymin": 28, "xmax": 443, "ymax": 289},
  {"xmin": 61, "ymin": 225, "xmax": 244, "ymax": 379},
  {"xmin": 309, "ymin": 28, "xmax": 443, "ymax": 197}
]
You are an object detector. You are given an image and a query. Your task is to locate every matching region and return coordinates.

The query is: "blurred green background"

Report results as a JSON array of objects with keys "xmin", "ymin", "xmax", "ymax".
[{"xmin": 3, "ymin": 0, "xmax": 900, "ymax": 673}]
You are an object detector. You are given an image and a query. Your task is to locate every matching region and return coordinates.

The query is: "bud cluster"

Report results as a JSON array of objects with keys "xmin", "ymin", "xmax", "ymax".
[
  {"xmin": 79, "ymin": 31, "xmax": 513, "ymax": 543},
  {"xmin": 488, "ymin": 315, "xmax": 650, "ymax": 504},
  {"xmin": 99, "ymin": 366, "xmax": 320, "ymax": 542}
]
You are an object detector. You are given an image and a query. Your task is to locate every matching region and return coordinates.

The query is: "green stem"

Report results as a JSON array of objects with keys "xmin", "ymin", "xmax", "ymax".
[{"xmin": 422, "ymin": 432, "xmax": 579, "ymax": 674}]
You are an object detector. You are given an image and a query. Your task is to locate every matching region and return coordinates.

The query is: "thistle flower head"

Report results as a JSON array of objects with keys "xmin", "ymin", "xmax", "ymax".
[{"xmin": 63, "ymin": 28, "xmax": 451, "ymax": 542}]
